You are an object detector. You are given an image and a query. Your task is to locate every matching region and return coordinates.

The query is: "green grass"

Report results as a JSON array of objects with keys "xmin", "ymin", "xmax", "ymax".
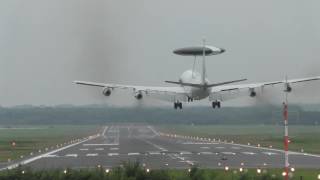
[
  {"xmin": 0, "ymin": 125, "xmax": 99, "ymax": 162},
  {"xmin": 157, "ymin": 125, "xmax": 320, "ymax": 154},
  {"xmin": 1, "ymin": 164, "xmax": 319, "ymax": 180}
]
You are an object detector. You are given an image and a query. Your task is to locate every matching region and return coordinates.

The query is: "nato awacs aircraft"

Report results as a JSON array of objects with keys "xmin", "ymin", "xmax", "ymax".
[{"xmin": 74, "ymin": 40, "xmax": 320, "ymax": 110}]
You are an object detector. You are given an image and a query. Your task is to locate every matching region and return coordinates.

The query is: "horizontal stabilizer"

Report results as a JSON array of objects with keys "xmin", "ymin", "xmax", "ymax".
[
  {"xmin": 165, "ymin": 78, "xmax": 247, "ymax": 88},
  {"xmin": 207, "ymin": 79, "xmax": 247, "ymax": 87},
  {"xmin": 165, "ymin": 81, "xmax": 203, "ymax": 88}
]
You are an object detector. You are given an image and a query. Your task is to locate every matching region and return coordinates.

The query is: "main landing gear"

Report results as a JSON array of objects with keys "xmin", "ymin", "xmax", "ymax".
[
  {"xmin": 174, "ymin": 101, "xmax": 183, "ymax": 110},
  {"xmin": 212, "ymin": 101, "xmax": 221, "ymax": 109}
]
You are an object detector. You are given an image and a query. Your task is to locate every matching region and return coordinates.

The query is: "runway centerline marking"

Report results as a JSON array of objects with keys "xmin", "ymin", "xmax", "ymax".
[
  {"xmin": 79, "ymin": 148, "xmax": 88, "ymax": 151},
  {"xmin": 149, "ymin": 151, "xmax": 161, "ymax": 155},
  {"xmin": 110, "ymin": 147, "xmax": 119, "ymax": 151},
  {"xmin": 215, "ymin": 147, "xmax": 225, "ymax": 149},
  {"xmin": 221, "ymin": 152, "xmax": 236, "ymax": 155},
  {"xmin": 95, "ymin": 148, "xmax": 104, "ymax": 151},
  {"xmin": 86, "ymin": 153, "xmax": 98, "ymax": 157},
  {"xmin": 242, "ymin": 152, "xmax": 256, "ymax": 155},
  {"xmin": 128, "ymin": 153, "xmax": 140, "ymax": 156},
  {"xmin": 108, "ymin": 153, "xmax": 119, "ymax": 156},
  {"xmin": 200, "ymin": 147, "xmax": 210, "ymax": 149}
]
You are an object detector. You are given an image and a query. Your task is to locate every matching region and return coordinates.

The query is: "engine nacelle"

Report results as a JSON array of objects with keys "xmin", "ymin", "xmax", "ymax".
[
  {"xmin": 249, "ymin": 88, "xmax": 256, "ymax": 97},
  {"xmin": 102, "ymin": 88, "xmax": 111, "ymax": 96},
  {"xmin": 284, "ymin": 83, "xmax": 292, "ymax": 92},
  {"xmin": 134, "ymin": 92, "xmax": 143, "ymax": 100}
]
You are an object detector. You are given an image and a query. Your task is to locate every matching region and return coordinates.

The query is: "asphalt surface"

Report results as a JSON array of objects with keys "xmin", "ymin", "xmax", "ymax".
[{"xmin": 1, "ymin": 125, "xmax": 320, "ymax": 170}]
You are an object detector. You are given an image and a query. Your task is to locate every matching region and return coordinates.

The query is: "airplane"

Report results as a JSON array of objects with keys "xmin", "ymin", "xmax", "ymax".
[{"xmin": 74, "ymin": 40, "xmax": 320, "ymax": 110}]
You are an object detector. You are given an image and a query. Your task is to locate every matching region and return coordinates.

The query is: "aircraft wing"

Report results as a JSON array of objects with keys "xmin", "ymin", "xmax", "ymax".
[
  {"xmin": 74, "ymin": 80, "xmax": 187, "ymax": 95},
  {"xmin": 210, "ymin": 76, "xmax": 320, "ymax": 100}
]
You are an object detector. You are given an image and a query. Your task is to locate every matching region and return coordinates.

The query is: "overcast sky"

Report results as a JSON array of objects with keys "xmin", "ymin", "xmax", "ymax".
[{"xmin": 1, "ymin": 0, "xmax": 320, "ymax": 107}]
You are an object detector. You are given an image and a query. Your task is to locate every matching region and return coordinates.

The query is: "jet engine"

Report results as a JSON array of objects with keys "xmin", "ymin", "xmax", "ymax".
[
  {"xmin": 102, "ymin": 88, "xmax": 112, "ymax": 96},
  {"xmin": 284, "ymin": 83, "xmax": 292, "ymax": 92},
  {"xmin": 249, "ymin": 88, "xmax": 256, "ymax": 97},
  {"xmin": 134, "ymin": 92, "xmax": 143, "ymax": 100}
]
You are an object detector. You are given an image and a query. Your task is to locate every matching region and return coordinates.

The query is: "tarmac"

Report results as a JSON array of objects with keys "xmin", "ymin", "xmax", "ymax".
[{"xmin": 1, "ymin": 125, "xmax": 320, "ymax": 170}]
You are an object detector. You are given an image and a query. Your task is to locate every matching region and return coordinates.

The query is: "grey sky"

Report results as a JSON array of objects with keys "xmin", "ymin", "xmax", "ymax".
[{"xmin": 1, "ymin": 0, "xmax": 320, "ymax": 107}]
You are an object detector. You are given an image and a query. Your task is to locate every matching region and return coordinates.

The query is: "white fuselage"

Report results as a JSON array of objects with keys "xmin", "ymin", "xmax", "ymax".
[{"xmin": 179, "ymin": 70, "xmax": 211, "ymax": 100}]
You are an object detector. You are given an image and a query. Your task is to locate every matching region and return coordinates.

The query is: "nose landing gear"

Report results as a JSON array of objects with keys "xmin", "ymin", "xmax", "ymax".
[
  {"xmin": 174, "ymin": 101, "xmax": 183, "ymax": 110},
  {"xmin": 212, "ymin": 101, "xmax": 221, "ymax": 109}
]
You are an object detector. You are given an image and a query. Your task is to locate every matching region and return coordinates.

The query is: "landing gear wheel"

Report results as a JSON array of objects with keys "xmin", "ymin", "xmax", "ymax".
[
  {"xmin": 212, "ymin": 101, "xmax": 216, "ymax": 109},
  {"xmin": 174, "ymin": 102, "xmax": 183, "ymax": 110},
  {"xmin": 212, "ymin": 101, "xmax": 221, "ymax": 109}
]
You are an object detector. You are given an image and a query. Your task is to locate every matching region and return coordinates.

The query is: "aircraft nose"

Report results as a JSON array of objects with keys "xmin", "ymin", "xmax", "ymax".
[{"xmin": 220, "ymin": 48, "xmax": 226, "ymax": 53}]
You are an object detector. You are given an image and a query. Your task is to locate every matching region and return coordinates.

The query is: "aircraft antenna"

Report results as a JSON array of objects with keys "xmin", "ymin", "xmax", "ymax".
[{"xmin": 283, "ymin": 75, "xmax": 290, "ymax": 180}]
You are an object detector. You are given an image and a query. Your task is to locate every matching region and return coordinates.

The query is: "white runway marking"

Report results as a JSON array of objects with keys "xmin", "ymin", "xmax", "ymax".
[
  {"xmin": 221, "ymin": 152, "xmax": 236, "ymax": 155},
  {"xmin": 215, "ymin": 147, "xmax": 225, "ymax": 149},
  {"xmin": 66, "ymin": 154, "xmax": 78, "ymax": 157},
  {"xmin": 242, "ymin": 152, "xmax": 256, "ymax": 155},
  {"xmin": 182, "ymin": 142, "xmax": 219, "ymax": 145},
  {"xmin": 44, "ymin": 154, "xmax": 58, "ymax": 158},
  {"xmin": 149, "ymin": 151, "xmax": 161, "ymax": 155},
  {"xmin": 83, "ymin": 144, "xmax": 119, "ymax": 146},
  {"xmin": 86, "ymin": 153, "xmax": 98, "ymax": 157},
  {"xmin": 143, "ymin": 139, "xmax": 168, "ymax": 151},
  {"xmin": 102, "ymin": 126, "xmax": 108, "ymax": 138},
  {"xmin": 262, "ymin": 152, "xmax": 278, "ymax": 156},
  {"xmin": 110, "ymin": 147, "xmax": 119, "ymax": 151},
  {"xmin": 180, "ymin": 151, "xmax": 192, "ymax": 155},
  {"xmin": 200, "ymin": 147, "xmax": 210, "ymax": 149},
  {"xmin": 95, "ymin": 148, "xmax": 104, "ymax": 151},
  {"xmin": 128, "ymin": 153, "xmax": 140, "ymax": 156},
  {"xmin": 108, "ymin": 153, "xmax": 119, "ymax": 156},
  {"xmin": 80, "ymin": 148, "xmax": 88, "ymax": 151},
  {"xmin": 0, "ymin": 134, "xmax": 99, "ymax": 171}
]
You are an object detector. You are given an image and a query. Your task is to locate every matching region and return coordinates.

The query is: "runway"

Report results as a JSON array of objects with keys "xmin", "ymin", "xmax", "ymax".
[{"xmin": 2, "ymin": 125, "xmax": 320, "ymax": 170}]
